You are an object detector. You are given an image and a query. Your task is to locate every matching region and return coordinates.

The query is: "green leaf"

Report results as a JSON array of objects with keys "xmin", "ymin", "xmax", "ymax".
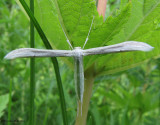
[
  {"xmin": 35, "ymin": 0, "xmax": 160, "ymax": 75},
  {"xmin": 35, "ymin": 0, "xmax": 131, "ymax": 68},
  {"xmin": 120, "ymin": 0, "xmax": 129, "ymax": 9},
  {"xmin": 95, "ymin": 0, "xmax": 160, "ymax": 75},
  {"xmin": 0, "ymin": 94, "xmax": 9, "ymax": 117},
  {"xmin": 35, "ymin": 0, "xmax": 97, "ymax": 48},
  {"xmin": 84, "ymin": 4, "xmax": 131, "ymax": 69}
]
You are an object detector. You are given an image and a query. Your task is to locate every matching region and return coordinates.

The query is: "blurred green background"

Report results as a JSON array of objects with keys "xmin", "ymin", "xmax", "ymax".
[{"xmin": 0, "ymin": 0, "xmax": 160, "ymax": 125}]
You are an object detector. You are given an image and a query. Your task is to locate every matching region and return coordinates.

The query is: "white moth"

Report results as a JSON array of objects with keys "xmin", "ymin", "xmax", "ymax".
[
  {"xmin": 4, "ymin": 17, "xmax": 154, "ymax": 115},
  {"xmin": 4, "ymin": 41, "xmax": 154, "ymax": 112}
]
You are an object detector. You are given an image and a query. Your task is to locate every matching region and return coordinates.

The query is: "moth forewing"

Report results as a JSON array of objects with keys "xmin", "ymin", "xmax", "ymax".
[
  {"xmin": 83, "ymin": 41, "xmax": 154, "ymax": 56},
  {"xmin": 4, "ymin": 48, "xmax": 74, "ymax": 59}
]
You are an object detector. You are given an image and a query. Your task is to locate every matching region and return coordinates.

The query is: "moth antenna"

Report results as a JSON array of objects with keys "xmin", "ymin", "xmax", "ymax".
[
  {"xmin": 83, "ymin": 16, "xmax": 95, "ymax": 49},
  {"xmin": 51, "ymin": 9, "xmax": 73, "ymax": 49},
  {"xmin": 61, "ymin": 26, "xmax": 73, "ymax": 49}
]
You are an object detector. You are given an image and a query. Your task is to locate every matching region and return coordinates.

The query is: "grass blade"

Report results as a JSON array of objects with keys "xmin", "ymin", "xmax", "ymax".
[
  {"xmin": 8, "ymin": 79, "xmax": 12, "ymax": 125},
  {"xmin": 18, "ymin": 0, "xmax": 68, "ymax": 124},
  {"xmin": 30, "ymin": 0, "xmax": 35, "ymax": 125}
]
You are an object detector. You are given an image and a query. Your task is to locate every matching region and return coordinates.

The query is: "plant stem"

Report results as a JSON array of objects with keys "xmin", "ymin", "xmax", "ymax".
[
  {"xmin": 19, "ymin": 1, "xmax": 68, "ymax": 124},
  {"xmin": 97, "ymin": 0, "xmax": 107, "ymax": 20},
  {"xmin": 43, "ymin": 108, "xmax": 49, "ymax": 125},
  {"xmin": 30, "ymin": 0, "xmax": 35, "ymax": 125},
  {"xmin": 75, "ymin": 66, "xmax": 95, "ymax": 125},
  {"xmin": 8, "ymin": 79, "xmax": 12, "ymax": 125}
]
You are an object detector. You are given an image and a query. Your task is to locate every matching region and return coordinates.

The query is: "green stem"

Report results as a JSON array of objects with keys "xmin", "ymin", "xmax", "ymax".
[
  {"xmin": 8, "ymin": 79, "xmax": 12, "ymax": 125},
  {"xmin": 159, "ymin": 72, "xmax": 160, "ymax": 122},
  {"xmin": 30, "ymin": 0, "xmax": 35, "ymax": 125},
  {"xmin": 43, "ymin": 108, "xmax": 49, "ymax": 125},
  {"xmin": 19, "ymin": 0, "xmax": 68, "ymax": 124}
]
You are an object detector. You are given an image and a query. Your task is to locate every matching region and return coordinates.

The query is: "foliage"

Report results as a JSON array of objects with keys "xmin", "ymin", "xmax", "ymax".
[
  {"xmin": 35, "ymin": 0, "xmax": 160, "ymax": 75},
  {"xmin": 0, "ymin": 94, "xmax": 9, "ymax": 117},
  {"xmin": 0, "ymin": 0, "xmax": 160, "ymax": 125},
  {"xmin": 91, "ymin": 59, "xmax": 160, "ymax": 125}
]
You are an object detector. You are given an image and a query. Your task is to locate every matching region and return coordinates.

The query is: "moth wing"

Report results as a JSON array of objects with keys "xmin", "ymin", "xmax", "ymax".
[
  {"xmin": 4, "ymin": 48, "xmax": 73, "ymax": 59},
  {"xmin": 83, "ymin": 41, "xmax": 154, "ymax": 56}
]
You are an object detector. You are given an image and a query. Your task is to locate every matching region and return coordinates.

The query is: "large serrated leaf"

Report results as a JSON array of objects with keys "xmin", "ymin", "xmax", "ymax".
[
  {"xmin": 35, "ymin": 0, "xmax": 98, "ymax": 48},
  {"xmin": 34, "ymin": 0, "xmax": 160, "ymax": 75},
  {"xmin": 95, "ymin": 0, "xmax": 160, "ymax": 75},
  {"xmin": 84, "ymin": 4, "xmax": 131, "ymax": 69}
]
